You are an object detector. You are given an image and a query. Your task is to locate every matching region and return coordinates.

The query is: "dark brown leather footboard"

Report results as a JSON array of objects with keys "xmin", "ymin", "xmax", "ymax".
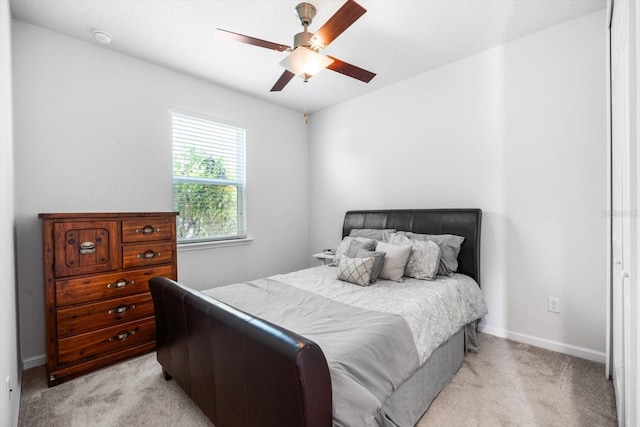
[{"xmin": 149, "ymin": 276, "xmax": 332, "ymax": 427}]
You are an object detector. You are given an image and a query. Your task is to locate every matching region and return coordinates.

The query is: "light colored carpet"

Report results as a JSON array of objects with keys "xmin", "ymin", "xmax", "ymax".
[
  {"xmin": 418, "ymin": 334, "xmax": 617, "ymax": 426},
  {"xmin": 19, "ymin": 333, "xmax": 617, "ymax": 426}
]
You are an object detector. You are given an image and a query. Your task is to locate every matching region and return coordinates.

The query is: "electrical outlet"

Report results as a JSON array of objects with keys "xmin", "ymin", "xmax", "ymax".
[{"xmin": 548, "ymin": 297, "xmax": 560, "ymax": 314}]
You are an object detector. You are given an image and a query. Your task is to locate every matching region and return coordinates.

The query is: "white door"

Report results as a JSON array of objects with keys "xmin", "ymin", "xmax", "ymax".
[
  {"xmin": 610, "ymin": 0, "xmax": 626, "ymax": 423},
  {"xmin": 610, "ymin": 0, "xmax": 636, "ymax": 425}
]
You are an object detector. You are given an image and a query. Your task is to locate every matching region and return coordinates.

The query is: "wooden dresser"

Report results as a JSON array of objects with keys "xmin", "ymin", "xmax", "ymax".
[{"xmin": 39, "ymin": 212, "xmax": 178, "ymax": 386}]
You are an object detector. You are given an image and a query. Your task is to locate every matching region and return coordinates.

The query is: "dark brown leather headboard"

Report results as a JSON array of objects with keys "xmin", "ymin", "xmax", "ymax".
[{"xmin": 342, "ymin": 209, "xmax": 482, "ymax": 286}]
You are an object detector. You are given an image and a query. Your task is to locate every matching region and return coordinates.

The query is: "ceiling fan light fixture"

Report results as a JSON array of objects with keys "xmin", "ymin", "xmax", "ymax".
[
  {"xmin": 219, "ymin": 0, "xmax": 374, "ymax": 92},
  {"xmin": 279, "ymin": 46, "xmax": 334, "ymax": 77}
]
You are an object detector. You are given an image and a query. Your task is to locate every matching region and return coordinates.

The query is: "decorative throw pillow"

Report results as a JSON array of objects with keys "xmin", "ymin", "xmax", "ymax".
[
  {"xmin": 330, "ymin": 237, "xmax": 376, "ymax": 266},
  {"xmin": 388, "ymin": 233, "xmax": 440, "ymax": 280},
  {"xmin": 354, "ymin": 249, "xmax": 386, "ymax": 283},
  {"xmin": 349, "ymin": 228, "xmax": 396, "ymax": 241},
  {"xmin": 346, "ymin": 240, "xmax": 367, "ymax": 257},
  {"xmin": 403, "ymin": 232, "xmax": 465, "ymax": 276},
  {"xmin": 375, "ymin": 242, "xmax": 412, "ymax": 282},
  {"xmin": 337, "ymin": 256, "xmax": 375, "ymax": 287},
  {"xmin": 408, "ymin": 240, "xmax": 441, "ymax": 280}
]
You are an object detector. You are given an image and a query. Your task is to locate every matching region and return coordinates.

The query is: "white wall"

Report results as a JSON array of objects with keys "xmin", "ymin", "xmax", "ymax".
[
  {"xmin": 12, "ymin": 21, "xmax": 310, "ymax": 366},
  {"xmin": 11, "ymin": 9, "xmax": 608, "ymax": 368},
  {"xmin": 309, "ymin": 11, "xmax": 607, "ymax": 361},
  {"xmin": 0, "ymin": 0, "xmax": 20, "ymax": 425}
]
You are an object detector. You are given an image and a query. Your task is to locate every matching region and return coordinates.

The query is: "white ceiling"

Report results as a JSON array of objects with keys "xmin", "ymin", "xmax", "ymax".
[{"xmin": 10, "ymin": 0, "xmax": 606, "ymax": 113}]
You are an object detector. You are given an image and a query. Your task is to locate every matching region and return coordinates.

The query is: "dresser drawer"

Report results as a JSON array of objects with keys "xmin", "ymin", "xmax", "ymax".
[
  {"xmin": 122, "ymin": 217, "xmax": 173, "ymax": 243},
  {"xmin": 57, "ymin": 293, "xmax": 154, "ymax": 337},
  {"xmin": 58, "ymin": 317, "xmax": 155, "ymax": 365},
  {"xmin": 53, "ymin": 220, "xmax": 120, "ymax": 277},
  {"xmin": 56, "ymin": 265, "xmax": 174, "ymax": 306},
  {"xmin": 122, "ymin": 242, "xmax": 174, "ymax": 269}
]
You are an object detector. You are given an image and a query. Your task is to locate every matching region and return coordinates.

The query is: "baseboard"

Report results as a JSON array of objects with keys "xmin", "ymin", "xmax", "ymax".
[
  {"xmin": 478, "ymin": 325, "xmax": 606, "ymax": 364},
  {"xmin": 22, "ymin": 354, "xmax": 46, "ymax": 370}
]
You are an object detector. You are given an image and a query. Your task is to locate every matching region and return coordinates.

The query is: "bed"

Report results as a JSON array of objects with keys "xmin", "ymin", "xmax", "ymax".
[{"xmin": 149, "ymin": 209, "xmax": 486, "ymax": 427}]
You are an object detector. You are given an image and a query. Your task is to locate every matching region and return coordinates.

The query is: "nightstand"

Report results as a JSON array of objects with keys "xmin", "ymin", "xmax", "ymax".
[{"xmin": 313, "ymin": 252, "xmax": 335, "ymax": 265}]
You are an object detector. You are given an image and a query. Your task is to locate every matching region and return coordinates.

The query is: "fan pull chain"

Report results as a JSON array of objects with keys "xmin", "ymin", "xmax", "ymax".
[{"xmin": 303, "ymin": 80, "xmax": 309, "ymax": 124}]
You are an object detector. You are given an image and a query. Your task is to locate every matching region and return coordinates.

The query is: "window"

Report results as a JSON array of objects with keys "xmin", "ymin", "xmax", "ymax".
[{"xmin": 172, "ymin": 111, "xmax": 246, "ymax": 243}]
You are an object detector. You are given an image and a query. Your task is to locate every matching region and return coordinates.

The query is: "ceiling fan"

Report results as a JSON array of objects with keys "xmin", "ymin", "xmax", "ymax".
[{"xmin": 216, "ymin": 0, "xmax": 376, "ymax": 92}]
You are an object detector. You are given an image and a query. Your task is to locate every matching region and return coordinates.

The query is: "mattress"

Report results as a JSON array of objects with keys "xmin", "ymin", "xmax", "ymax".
[{"xmin": 203, "ymin": 265, "xmax": 487, "ymax": 426}]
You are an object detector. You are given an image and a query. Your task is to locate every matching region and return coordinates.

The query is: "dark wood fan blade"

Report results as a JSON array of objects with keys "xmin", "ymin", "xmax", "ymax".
[
  {"xmin": 309, "ymin": 0, "xmax": 366, "ymax": 50},
  {"xmin": 326, "ymin": 56, "xmax": 375, "ymax": 83},
  {"xmin": 270, "ymin": 70, "xmax": 296, "ymax": 92},
  {"xmin": 216, "ymin": 28, "xmax": 291, "ymax": 52}
]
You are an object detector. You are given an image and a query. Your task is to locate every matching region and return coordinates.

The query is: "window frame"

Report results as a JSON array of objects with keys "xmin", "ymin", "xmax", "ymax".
[{"xmin": 171, "ymin": 109, "xmax": 247, "ymax": 245}]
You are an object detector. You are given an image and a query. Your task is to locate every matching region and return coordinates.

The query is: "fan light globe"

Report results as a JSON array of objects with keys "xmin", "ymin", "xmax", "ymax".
[{"xmin": 279, "ymin": 46, "xmax": 334, "ymax": 77}]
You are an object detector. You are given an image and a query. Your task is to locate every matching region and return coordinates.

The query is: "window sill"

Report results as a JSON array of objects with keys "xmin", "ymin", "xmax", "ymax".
[{"xmin": 177, "ymin": 237, "xmax": 254, "ymax": 252}]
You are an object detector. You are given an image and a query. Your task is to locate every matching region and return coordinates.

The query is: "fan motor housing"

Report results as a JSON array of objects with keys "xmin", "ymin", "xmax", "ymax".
[{"xmin": 294, "ymin": 31, "xmax": 314, "ymax": 49}]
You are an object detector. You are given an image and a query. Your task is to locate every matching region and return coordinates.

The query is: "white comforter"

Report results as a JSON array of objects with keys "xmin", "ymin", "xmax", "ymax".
[
  {"xmin": 271, "ymin": 265, "xmax": 488, "ymax": 364},
  {"xmin": 205, "ymin": 265, "xmax": 488, "ymax": 426}
]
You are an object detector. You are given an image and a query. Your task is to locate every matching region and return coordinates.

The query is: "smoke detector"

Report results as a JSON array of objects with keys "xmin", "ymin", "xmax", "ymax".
[{"xmin": 93, "ymin": 30, "xmax": 112, "ymax": 44}]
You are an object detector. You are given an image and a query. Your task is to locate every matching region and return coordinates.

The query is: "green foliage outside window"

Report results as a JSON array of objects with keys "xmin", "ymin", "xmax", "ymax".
[{"xmin": 173, "ymin": 147, "xmax": 239, "ymax": 241}]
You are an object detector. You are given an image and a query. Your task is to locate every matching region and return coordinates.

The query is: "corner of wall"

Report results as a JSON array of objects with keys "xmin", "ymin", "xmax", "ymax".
[{"xmin": 2, "ymin": 2, "xmax": 22, "ymax": 426}]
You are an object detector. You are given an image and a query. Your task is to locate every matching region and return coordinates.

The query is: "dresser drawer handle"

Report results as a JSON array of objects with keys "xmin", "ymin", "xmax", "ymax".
[
  {"xmin": 79, "ymin": 241, "xmax": 96, "ymax": 255},
  {"xmin": 108, "ymin": 328, "xmax": 137, "ymax": 342},
  {"xmin": 137, "ymin": 250, "xmax": 160, "ymax": 260},
  {"xmin": 108, "ymin": 304, "xmax": 136, "ymax": 315},
  {"xmin": 106, "ymin": 279, "xmax": 134, "ymax": 289},
  {"xmin": 136, "ymin": 226, "xmax": 160, "ymax": 235}
]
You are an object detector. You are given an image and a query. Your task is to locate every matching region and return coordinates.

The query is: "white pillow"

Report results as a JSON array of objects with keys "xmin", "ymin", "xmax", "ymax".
[
  {"xmin": 403, "ymin": 232, "xmax": 465, "ymax": 276},
  {"xmin": 337, "ymin": 256, "xmax": 375, "ymax": 287},
  {"xmin": 375, "ymin": 242, "xmax": 412, "ymax": 282},
  {"xmin": 388, "ymin": 233, "xmax": 441, "ymax": 280}
]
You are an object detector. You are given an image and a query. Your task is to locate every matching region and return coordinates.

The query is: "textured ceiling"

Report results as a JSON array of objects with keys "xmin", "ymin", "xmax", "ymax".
[{"xmin": 10, "ymin": 0, "xmax": 606, "ymax": 113}]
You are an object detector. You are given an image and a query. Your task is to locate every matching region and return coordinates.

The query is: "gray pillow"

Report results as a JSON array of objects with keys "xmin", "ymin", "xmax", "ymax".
[
  {"xmin": 330, "ymin": 236, "xmax": 376, "ymax": 267},
  {"xmin": 354, "ymin": 249, "xmax": 386, "ymax": 283},
  {"xmin": 349, "ymin": 228, "xmax": 396, "ymax": 241},
  {"xmin": 402, "ymin": 232, "xmax": 464, "ymax": 276},
  {"xmin": 375, "ymin": 242, "xmax": 412, "ymax": 282},
  {"xmin": 346, "ymin": 239, "xmax": 367, "ymax": 257},
  {"xmin": 337, "ymin": 256, "xmax": 375, "ymax": 287}
]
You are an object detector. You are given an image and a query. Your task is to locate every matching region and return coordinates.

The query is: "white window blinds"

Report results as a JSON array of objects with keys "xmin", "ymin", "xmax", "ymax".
[{"xmin": 172, "ymin": 111, "xmax": 246, "ymax": 242}]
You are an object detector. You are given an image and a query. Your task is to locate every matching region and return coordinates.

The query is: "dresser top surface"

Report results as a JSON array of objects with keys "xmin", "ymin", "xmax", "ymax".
[{"xmin": 39, "ymin": 212, "xmax": 179, "ymax": 219}]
